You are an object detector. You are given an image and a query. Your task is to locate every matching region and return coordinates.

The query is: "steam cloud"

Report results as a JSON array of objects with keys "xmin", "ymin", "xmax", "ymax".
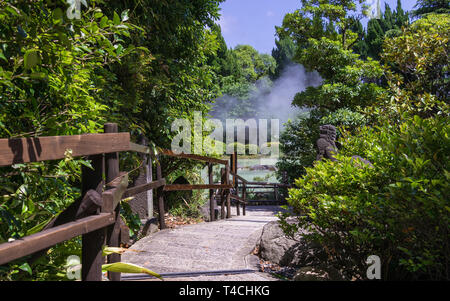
[{"xmin": 210, "ymin": 63, "xmax": 322, "ymax": 128}]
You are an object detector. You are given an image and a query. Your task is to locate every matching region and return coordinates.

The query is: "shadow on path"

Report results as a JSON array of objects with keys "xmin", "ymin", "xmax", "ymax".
[{"xmin": 121, "ymin": 205, "xmax": 283, "ymax": 281}]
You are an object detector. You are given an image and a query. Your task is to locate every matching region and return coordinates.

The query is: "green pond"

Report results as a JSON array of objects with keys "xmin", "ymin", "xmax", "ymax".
[{"xmin": 200, "ymin": 157, "xmax": 279, "ymax": 184}]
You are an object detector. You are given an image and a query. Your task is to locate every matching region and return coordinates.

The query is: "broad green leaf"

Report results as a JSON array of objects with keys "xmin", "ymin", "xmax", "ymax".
[
  {"xmin": 26, "ymin": 212, "xmax": 61, "ymax": 236},
  {"xmin": 102, "ymin": 262, "xmax": 163, "ymax": 280},
  {"xmin": 19, "ymin": 263, "xmax": 32, "ymax": 275},
  {"xmin": 100, "ymin": 16, "xmax": 108, "ymax": 28},
  {"xmin": 24, "ymin": 49, "xmax": 40, "ymax": 69},
  {"xmin": 52, "ymin": 8, "xmax": 63, "ymax": 24},
  {"xmin": 113, "ymin": 12, "xmax": 120, "ymax": 25},
  {"xmin": 0, "ymin": 121, "xmax": 12, "ymax": 136}
]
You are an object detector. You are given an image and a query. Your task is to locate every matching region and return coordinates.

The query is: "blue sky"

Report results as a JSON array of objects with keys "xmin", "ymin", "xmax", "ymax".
[{"xmin": 218, "ymin": 0, "xmax": 417, "ymax": 54}]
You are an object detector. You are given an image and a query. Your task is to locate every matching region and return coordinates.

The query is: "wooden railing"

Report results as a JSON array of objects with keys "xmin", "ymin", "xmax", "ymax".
[
  {"xmin": 130, "ymin": 142, "xmax": 236, "ymax": 223},
  {"xmin": 227, "ymin": 152, "xmax": 291, "ymax": 207},
  {"xmin": 0, "ymin": 123, "xmax": 244, "ymax": 281}
]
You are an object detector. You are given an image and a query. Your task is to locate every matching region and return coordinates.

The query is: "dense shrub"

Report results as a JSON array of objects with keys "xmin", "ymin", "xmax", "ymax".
[{"xmin": 280, "ymin": 114, "xmax": 449, "ymax": 280}]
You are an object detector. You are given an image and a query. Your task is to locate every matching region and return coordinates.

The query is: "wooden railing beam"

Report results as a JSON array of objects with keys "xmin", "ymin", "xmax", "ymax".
[
  {"xmin": 0, "ymin": 133, "xmax": 130, "ymax": 167},
  {"xmin": 0, "ymin": 213, "xmax": 115, "ymax": 266}
]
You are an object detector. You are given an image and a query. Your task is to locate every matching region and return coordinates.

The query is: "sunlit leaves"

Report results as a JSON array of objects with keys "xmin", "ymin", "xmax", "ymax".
[
  {"xmin": 102, "ymin": 262, "xmax": 163, "ymax": 280},
  {"xmin": 23, "ymin": 49, "xmax": 40, "ymax": 69},
  {"xmin": 381, "ymin": 13, "xmax": 449, "ymax": 107},
  {"xmin": 284, "ymin": 113, "xmax": 449, "ymax": 280}
]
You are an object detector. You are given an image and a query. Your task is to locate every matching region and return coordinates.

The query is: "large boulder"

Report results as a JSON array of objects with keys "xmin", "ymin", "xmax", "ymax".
[
  {"xmin": 259, "ymin": 219, "xmax": 325, "ymax": 267},
  {"xmin": 259, "ymin": 221, "xmax": 297, "ymax": 265}
]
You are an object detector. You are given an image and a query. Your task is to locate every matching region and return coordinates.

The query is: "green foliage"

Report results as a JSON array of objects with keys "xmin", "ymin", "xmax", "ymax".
[
  {"xmin": 412, "ymin": 0, "xmax": 450, "ymax": 17},
  {"xmin": 275, "ymin": 1, "xmax": 384, "ymax": 186},
  {"xmin": 164, "ymin": 167, "xmax": 208, "ymax": 219},
  {"xmin": 0, "ymin": 0, "xmax": 225, "ymax": 280},
  {"xmin": 276, "ymin": 112, "xmax": 320, "ymax": 184},
  {"xmin": 281, "ymin": 9, "xmax": 450, "ymax": 280},
  {"xmin": 277, "ymin": 1, "xmax": 386, "ymax": 114},
  {"xmin": 283, "ymin": 114, "xmax": 449, "ymax": 280},
  {"xmin": 271, "ymin": 37, "xmax": 296, "ymax": 79},
  {"xmin": 381, "ymin": 13, "xmax": 449, "ymax": 106},
  {"xmin": 0, "ymin": 237, "xmax": 82, "ymax": 281},
  {"xmin": 0, "ymin": 152, "xmax": 90, "ymax": 242},
  {"xmin": 365, "ymin": 1, "xmax": 409, "ymax": 60},
  {"xmin": 210, "ymin": 36, "xmax": 278, "ymax": 120},
  {"xmin": 276, "ymin": 108, "xmax": 367, "ymax": 186},
  {"xmin": 0, "ymin": 0, "xmax": 133, "ymax": 137},
  {"xmin": 231, "ymin": 45, "xmax": 276, "ymax": 82},
  {"xmin": 321, "ymin": 108, "xmax": 367, "ymax": 132}
]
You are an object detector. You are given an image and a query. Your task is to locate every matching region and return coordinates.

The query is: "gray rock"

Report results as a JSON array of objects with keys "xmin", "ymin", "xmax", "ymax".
[
  {"xmin": 133, "ymin": 217, "xmax": 159, "ymax": 243},
  {"xmin": 259, "ymin": 221, "xmax": 297, "ymax": 265},
  {"xmin": 259, "ymin": 219, "xmax": 326, "ymax": 267}
]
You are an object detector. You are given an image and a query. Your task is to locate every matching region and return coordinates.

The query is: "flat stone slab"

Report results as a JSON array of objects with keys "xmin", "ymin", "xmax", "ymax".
[{"xmin": 121, "ymin": 206, "xmax": 283, "ymax": 281}]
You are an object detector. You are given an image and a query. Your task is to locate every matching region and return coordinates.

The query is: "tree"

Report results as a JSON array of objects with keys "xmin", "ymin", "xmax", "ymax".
[
  {"xmin": 280, "ymin": 12, "xmax": 450, "ymax": 281},
  {"xmin": 350, "ymin": 19, "xmax": 368, "ymax": 58},
  {"xmin": 380, "ymin": 13, "xmax": 449, "ymax": 115},
  {"xmin": 98, "ymin": 0, "xmax": 224, "ymax": 148},
  {"xmin": 0, "ymin": 0, "xmax": 225, "ymax": 280},
  {"xmin": 210, "ymin": 43, "xmax": 277, "ymax": 120},
  {"xmin": 275, "ymin": 0, "xmax": 385, "ymax": 182},
  {"xmin": 271, "ymin": 37, "xmax": 297, "ymax": 79},
  {"xmin": 412, "ymin": 0, "xmax": 450, "ymax": 17},
  {"xmin": 365, "ymin": 2, "xmax": 409, "ymax": 60},
  {"xmin": 366, "ymin": 17, "xmax": 385, "ymax": 59},
  {"xmin": 278, "ymin": 0, "xmax": 385, "ymax": 113}
]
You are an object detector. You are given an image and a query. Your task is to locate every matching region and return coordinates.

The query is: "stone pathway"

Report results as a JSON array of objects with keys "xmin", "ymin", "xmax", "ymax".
[{"xmin": 121, "ymin": 206, "xmax": 283, "ymax": 281}]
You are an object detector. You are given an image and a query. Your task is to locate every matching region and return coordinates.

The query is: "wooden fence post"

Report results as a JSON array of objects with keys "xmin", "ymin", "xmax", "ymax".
[
  {"xmin": 156, "ymin": 155, "xmax": 166, "ymax": 229},
  {"xmin": 225, "ymin": 164, "xmax": 231, "ymax": 219},
  {"xmin": 220, "ymin": 168, "xmax": 225, "ymax": 219},
  {"xmin": 208, "ymin": 163, "xmax": 214, "ymax": 222},
  {"xmin": 275, "ymin": 185, "xmax": 279, "ymax": 203},
  {"xmin": 242, "ymin": 183, "xmax": 246, "ymax": 216},
  {"xmin": 104, "ymin": 123, "xmax": 121, "ymax": 281},
  {"xmin": 231, "ymin": 153, "xmax": 240, "ymax": 216},
  {"xmin": 81, "ymin": 152, "xmax": 104, "ymax": 281},
  {"xmin": 146, "ymin": 148, "xmax": 153, "ymax": 219}
]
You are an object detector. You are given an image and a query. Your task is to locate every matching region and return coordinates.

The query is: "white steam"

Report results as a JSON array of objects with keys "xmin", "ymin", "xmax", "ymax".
[{"xmin": 211, "ymin": 63, "xmax": 322, "ymax": 127}]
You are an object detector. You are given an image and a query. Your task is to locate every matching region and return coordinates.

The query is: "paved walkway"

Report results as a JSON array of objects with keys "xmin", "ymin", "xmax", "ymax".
[{"xmin": 121, "ymin": 206, "xmax": 282, "ymax": 281}]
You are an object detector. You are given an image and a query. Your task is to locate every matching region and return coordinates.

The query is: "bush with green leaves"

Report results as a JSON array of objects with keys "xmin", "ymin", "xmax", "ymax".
[
  {"xmin": 0, "ymin": 0, "xmax": 224, "ymax": 280},
  {"xmin": 280, "ymin": 113, "xmax": 449, "ymax": 280},
  {"xmin": 276, "ymin": 108, "xmax": 368, "ymax": 188}
]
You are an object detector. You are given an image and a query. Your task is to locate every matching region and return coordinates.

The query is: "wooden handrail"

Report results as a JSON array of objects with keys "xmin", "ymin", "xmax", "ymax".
[
  {"xmin": 0, "ymin": 133, "xmax": 130, "ymax": 167},
  {"xmin": 229, "ymin": 194, "xmax": 245, "ymax": 203},
  {"xmin": 102, "ymin": 175, "xmax": 129, "ymax": 213},
  {"xmin": 159, "ymin": 149, "xmax": 229, "ymax": 165},
  {"xmin": 0, "ymin": 126, "xmax": 275, "ymax": 280},
  {"xmin": 229, "ymin": 171, "xmax": 248, "ymax": 183},
  {"xmin": 0, "ymin": 213, "xmax": 115, "ymax": 265},
  {"xmin": 122, "ymin": 179, "xmax": 166, "ymax": 198},
  {"xmin": 163, "ymin": 183, "xmax": 233, "ymax": 191}
]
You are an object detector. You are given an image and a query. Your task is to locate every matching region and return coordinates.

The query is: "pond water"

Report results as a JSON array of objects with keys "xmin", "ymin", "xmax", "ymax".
[{"xmin": 200, "ymin": 157, "xmax": 279, "ymax": 184}]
